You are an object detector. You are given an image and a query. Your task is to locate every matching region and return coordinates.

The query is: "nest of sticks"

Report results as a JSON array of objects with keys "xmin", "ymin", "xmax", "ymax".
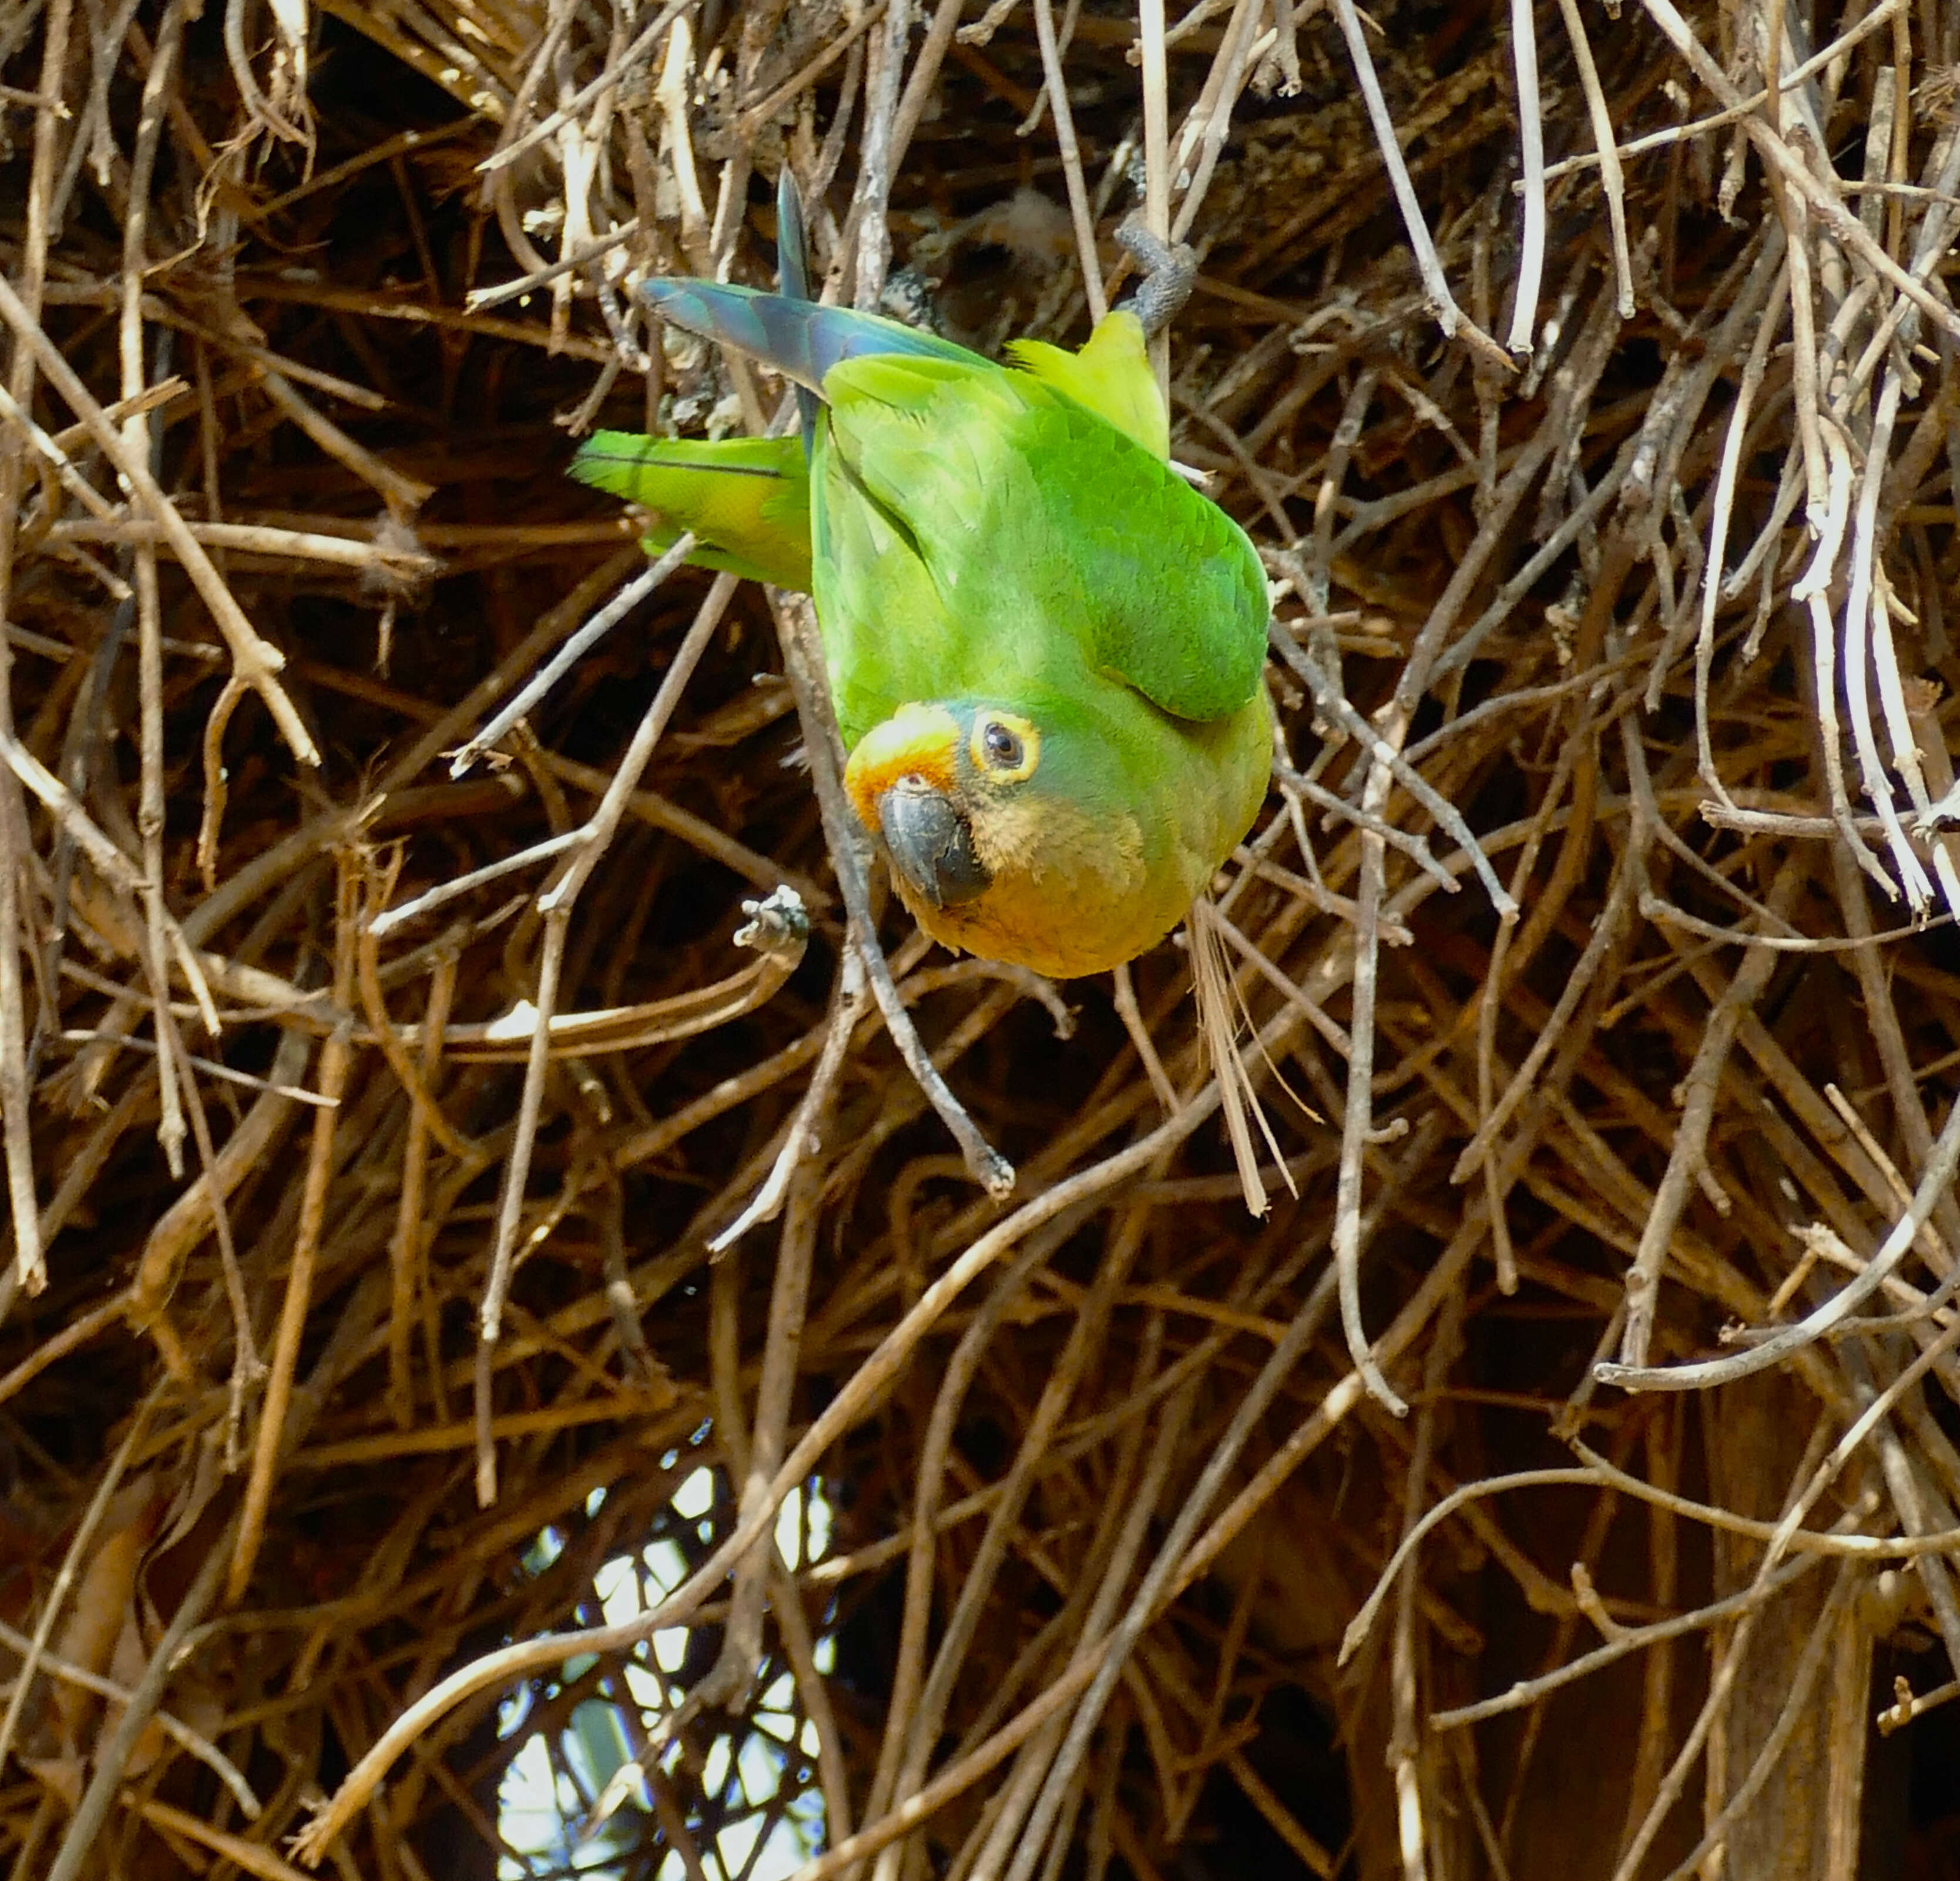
[{"xmin": 6, "ymin": 0, "xmax": 1960, "ymax": 1875}]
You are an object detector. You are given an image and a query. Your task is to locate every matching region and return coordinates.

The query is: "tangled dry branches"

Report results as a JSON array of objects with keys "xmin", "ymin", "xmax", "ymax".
[{"xmin": 5, "ymin": 0, "xmax": 1960, "ymax": 1877}]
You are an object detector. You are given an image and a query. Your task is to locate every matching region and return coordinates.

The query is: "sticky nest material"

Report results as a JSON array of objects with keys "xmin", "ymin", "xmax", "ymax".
[{"xmin": 4, "ymin": 1, "xmax": 1960, "ymax": 1877}]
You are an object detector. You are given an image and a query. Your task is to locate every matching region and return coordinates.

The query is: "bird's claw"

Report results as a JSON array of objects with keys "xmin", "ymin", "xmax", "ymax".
[{"xmin": 1114, "ymin": 214, "xmax": 1197, "ymax": 338}]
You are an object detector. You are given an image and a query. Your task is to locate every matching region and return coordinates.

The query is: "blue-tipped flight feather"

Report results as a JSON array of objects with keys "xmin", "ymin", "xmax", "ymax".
[{"xmin": 639, "ymin": 281, "xmax": 971, "ymax": 398}]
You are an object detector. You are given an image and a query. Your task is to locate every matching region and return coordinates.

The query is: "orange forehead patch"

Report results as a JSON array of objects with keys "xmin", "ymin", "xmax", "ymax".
[{"xmin": 844, "ymin": 703, "xmax": 964, "ymax": 832}]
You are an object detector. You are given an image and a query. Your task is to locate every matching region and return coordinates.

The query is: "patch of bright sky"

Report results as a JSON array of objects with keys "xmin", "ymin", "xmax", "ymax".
[
  {"xmin": 672, "ymin": 1466, "xmax": 714, "ymax": 1518},
  {"xmin": 499, "ymin": 1470, "xmax": 836, "ymax": 1881},
  {"xmin": 774, "ymin": 1483, "xmax": 833, "ymax": 1570}
]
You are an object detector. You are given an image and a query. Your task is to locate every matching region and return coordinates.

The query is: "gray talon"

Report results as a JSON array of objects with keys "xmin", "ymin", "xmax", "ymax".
[{"xmin": 1115, "ymin": 213, "xmax": 1197, "ymax": 337}]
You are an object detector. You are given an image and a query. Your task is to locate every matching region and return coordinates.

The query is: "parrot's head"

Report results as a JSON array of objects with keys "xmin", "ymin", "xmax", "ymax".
[{"xmin": 841, "ymin": 698, "xmax": 1159, "ymax": 980}]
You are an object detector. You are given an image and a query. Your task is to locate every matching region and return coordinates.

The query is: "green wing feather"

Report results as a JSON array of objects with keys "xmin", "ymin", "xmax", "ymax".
[
  {"xmin": 820, "ymin": 351, "xmax": 1267, "ymax": 724},
  {"xmin": 569, "ymin": 432, "xmax": 813, "ymax": 591}
]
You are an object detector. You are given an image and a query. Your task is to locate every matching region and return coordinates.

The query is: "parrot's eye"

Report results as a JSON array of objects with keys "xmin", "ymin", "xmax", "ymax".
[{"xmin": 971, "ymin": 714, "xmax": 1040, "ymax": 783}]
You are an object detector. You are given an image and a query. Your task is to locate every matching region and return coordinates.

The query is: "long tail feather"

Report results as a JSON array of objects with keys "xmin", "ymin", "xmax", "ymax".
[
  {"xmin": 775, "ymin": 170, "xmax": 819, "ymax": 453},
  {"xmin": 776, "ymin": 168, "xmax": 813, "ymax": 308}
]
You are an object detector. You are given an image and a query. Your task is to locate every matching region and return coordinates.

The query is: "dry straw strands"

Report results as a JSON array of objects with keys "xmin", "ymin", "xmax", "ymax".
[{"xmin": 6, "ymin": 0, "xmax": 1960, "ymax": 1877}]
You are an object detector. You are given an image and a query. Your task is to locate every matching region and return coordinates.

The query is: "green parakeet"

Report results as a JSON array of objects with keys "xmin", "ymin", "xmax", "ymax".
[{"xmin": 571, "ymin": 215, "xmax": 1273, "ymax": 983}]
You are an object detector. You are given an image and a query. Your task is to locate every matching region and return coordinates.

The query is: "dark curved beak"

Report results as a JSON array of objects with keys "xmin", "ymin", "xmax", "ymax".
[{"xmin": 877, "ymin": 777, "xmax": 989, "ymax": 909}]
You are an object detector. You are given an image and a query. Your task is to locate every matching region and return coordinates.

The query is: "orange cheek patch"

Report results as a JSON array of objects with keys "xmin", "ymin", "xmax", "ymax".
[{"xmin": 844, "ymin": 703, "xmax": 964, "ymax": 832}]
